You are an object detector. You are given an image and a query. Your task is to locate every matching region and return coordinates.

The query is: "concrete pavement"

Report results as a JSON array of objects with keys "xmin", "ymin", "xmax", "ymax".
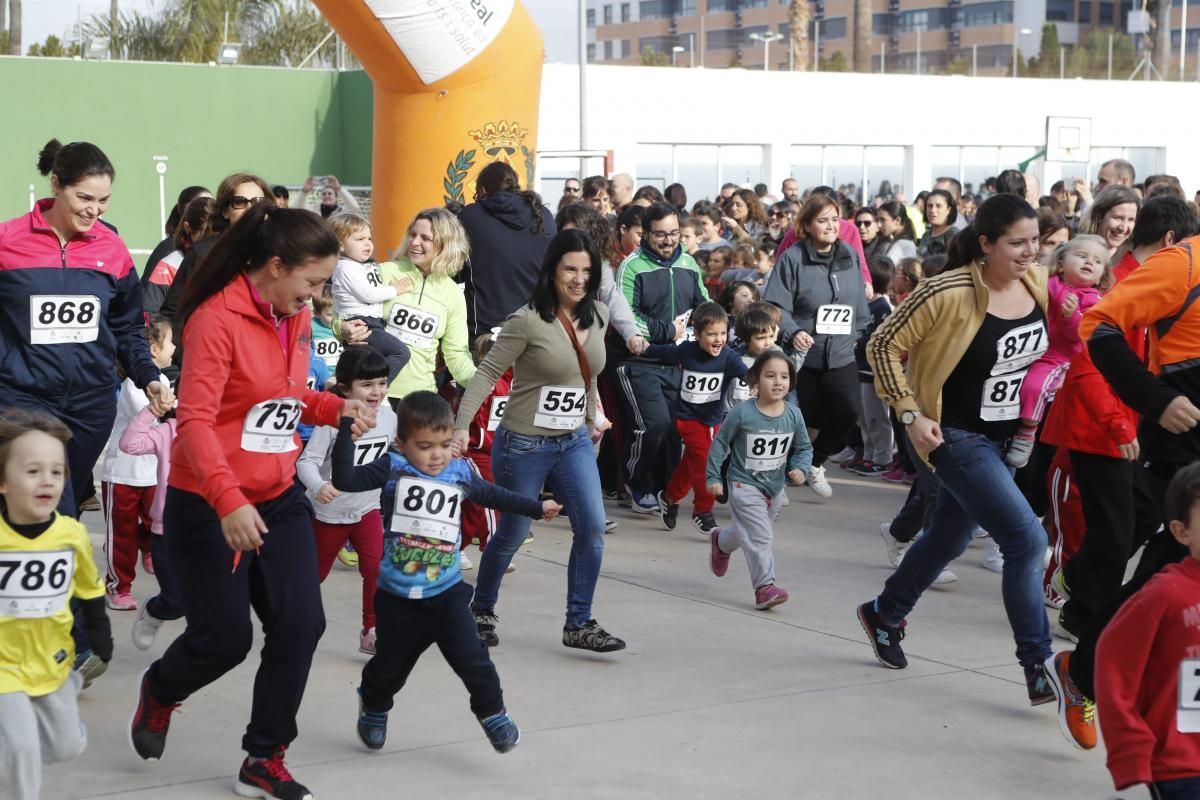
[{"xmin": 47, "ymin": 473, "xmax": 1116, "ymax": 799}]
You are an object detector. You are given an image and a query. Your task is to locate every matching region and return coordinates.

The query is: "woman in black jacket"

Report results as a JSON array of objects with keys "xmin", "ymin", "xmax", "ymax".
[{"xmin": 762, "ymin": 194, "xmax": 871, "ymax": 500}]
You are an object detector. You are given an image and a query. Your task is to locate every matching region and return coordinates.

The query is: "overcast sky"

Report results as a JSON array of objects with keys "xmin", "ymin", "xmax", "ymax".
[{"xmin": 22, "ymin": 0, "xmax": 581, "ymax": 62}]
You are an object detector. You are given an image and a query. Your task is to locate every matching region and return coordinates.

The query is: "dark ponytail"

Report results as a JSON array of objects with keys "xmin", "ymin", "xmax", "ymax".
[
  {"xmin": 952, "ymin": 194, "xmax": 1037, "ymax": 266},
  {"xmin": 178, "ymin": 205, "xmax": 339, "ymax": 325},
  {"xmin": 474, "ymin": 161, "xmax": 546, "ymax": 235},
  {"xmin": 37, "ymin": 139, "xmax": 115, "ymax": 186}
]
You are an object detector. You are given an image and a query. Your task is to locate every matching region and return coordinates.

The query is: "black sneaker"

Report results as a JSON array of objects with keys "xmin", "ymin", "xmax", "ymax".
[
  {"xmin": 692, "ymin": 512, "xmax": 718, "ymax": 535},
  {"xmin": 356, "ymin": 688, "xmax": 388, "ymax": 750},
  {"xmin": 856, "ymin": 601, "xmax": 907, "ymax": 669},
  {"xmin": 1025, "ymin": 663, "xmax": 1055, "ymax": 707},
  {"xmin": 656, "ymin": 491, "xmax": 678, "ymax": 530},
  {"xmin": 474, "ymin": 609, "xmax": 499, "ymax": 647},
  {"xmin": 478, "ymin": 709, "xmax": 520, "ymax": 753},
  {"xmin": 563, "ymin": 619, "xmax": 626, "ymax": 652},
  {"xmin": 236, "ymin": 746, "xmax": 312, "ymax": 800},
  {"xmin": 129, "ymin": 667, "xmax": 180, "ymax": 761}
]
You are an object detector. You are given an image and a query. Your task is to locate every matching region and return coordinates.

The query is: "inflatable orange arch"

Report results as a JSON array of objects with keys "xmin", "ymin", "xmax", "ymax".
[{"xmin": 310, "ymin": 0, "xmax": 545, "ymax": 256}]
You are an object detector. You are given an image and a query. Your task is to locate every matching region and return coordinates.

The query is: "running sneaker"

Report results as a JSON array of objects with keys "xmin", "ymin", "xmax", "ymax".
[
  {"xmin": 337, "ymin": 544, "xmax": 359, "ymax": 568},
  {"xmin": 879, "ymin": 523, "xmax": 909, "ymax": 567},
  {"xmin": 857, "ymin": 600, "xmax": 907, "ymax": 669},
  {"xmin": 692, "ymin": 512, "xmax": 718, "ymax": 536},
  {"xmin": 828, "ymin": 446, "xmax": 857, "ymax": 464},
  {"xmin": 626, "ymin": 485, "xmax": 658, "ymax": 515},
  {"xmin": 1024, "ymin": 663, "xmax": 1055, "ymax": 707},
  {"xmin": 602, "ymin": 488, "xmax": 619, "ymax": 501},
  {"xmin": 805, "ymin": 466, "xmax": 833, "ymax": 498},
  {"xmin": 1050, "ymin": 569, "xmax": 1071, "ymax": 602},
  {"xmin": 460, "ymin": 552, "xmax": 474, "ymax": 571},
  {"xmin": 709, "ymin": 530, "xmax": 730, "ymax": 577},
  {"xmin": 1044, "ymin": 652, "xmax": 1097, "ymax": 749},
  {"xmin": 563, "ymin": 619, "xmax": 626, "ymax": 652},
  {"xmin": 79, "ymin": 494, "xmax": 101, "ymax": 513},
  {"xmin": 359, "ymin": 627, "xmax": 377, "ymax": 655},
  {"xmin": 478, "ymin": 710, "xmax": 520, "ymax": 753},
  {"xmin": 616, "ymin": 490, "xmax": 632, "ymax": 509},
  {"xmin": 980, "ymin": 537, "xmax": 1004, "ymax": 573},
  {"xmin": 129, "ymin": 667, "xmax": 179, "ymax": 761},
  {"xmin": 106, "ymin": 591, "xmax": 138, "ymax": 611},
  {"xmin": 75, "ymin": 650, "xmax": 108, "ymax": 689},
  {"xmin": 356, "ymin": 688, "xmax": 388, "ymax": 750},
  {"xmin": 841, "ymin": 457, "xmax": 868, "ymax": 472},
  {"xmin": 604, "ymin": 518, "xmax": 619, "ymax": 533},
  {"xmin": 849, "ymin": 461, "xmax": 888, "ymax": 477},
  {"xmin": 881, "ymin": 465, "xmax": 915, "ymax": 485},
  {"xmin": 754, "ymin": 584, "xmax": 789, "ymax": 609},
  {"xmin": 656, "ymin": 490, "xmax": 678, "ymax": 530},
  {"xmin": 1044, "ymin": 585, "xmax": 1066, "ymax": 611},
  {"xmin": 131, "ymin": 605, "xmax": 164, "ymax": 651},
  {"xmin": 142, "ymin": 551, "xmax": 155, "ymax": 576},
  {"xmin": 930, "ymin": 569, "xmax": 959, "ymax": 586},
  {"xmin": 474, "ymin": 610, "xmax": 499, "ymax": 646},
  {"xmin": 1004, "ymin": 429, "xmax": 1037, "ymax": 469},
  {"xmin": 235, "ymin": 746, "xmax": 312, "ymax": 800},
  {"xmin": 1053, "ymin": 614, "xmax": 1080, "ymax": 644}
]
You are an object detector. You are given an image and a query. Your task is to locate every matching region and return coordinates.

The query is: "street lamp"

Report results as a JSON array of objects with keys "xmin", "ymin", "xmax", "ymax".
[
  {"xmin": 672, "ymin": 45, "xmax": 685, "ymax": 66},
  {"xmin": 1012, "ymin": 26, "xmax": 1033, "ymax": 78},
  {"xmin": 749, "ymin": 31, "xmax": 784, "ymax": 72}
]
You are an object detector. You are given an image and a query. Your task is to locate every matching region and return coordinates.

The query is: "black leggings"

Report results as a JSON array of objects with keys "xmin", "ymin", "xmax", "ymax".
[{"xmin": 794, "ymin": 364, "xmax": 862, "ymax": 468}]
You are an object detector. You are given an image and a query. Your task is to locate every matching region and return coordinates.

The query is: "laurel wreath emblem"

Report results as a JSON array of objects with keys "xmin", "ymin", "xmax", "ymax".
[{"xmin": 443, "ymin": 149, "xmax": 478, "ymax": 205}]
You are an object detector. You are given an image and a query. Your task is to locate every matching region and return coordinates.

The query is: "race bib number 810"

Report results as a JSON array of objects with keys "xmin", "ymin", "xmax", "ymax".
[
  {"xmin": 390, "ymin": 477, "xmax": 463, "ymax": 543},
  {"xmin": 0, "ymin": 550, "xmax": 74, "ymax": 618},
  {"xmin": 30, "ymin": 295, "xmax": 101, "ymax": 344}
]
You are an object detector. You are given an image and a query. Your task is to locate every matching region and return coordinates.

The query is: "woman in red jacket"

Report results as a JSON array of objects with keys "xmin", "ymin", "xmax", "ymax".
[{"xmin": 127, "ymin": 204, "xmax": 374, "ymax": 800}]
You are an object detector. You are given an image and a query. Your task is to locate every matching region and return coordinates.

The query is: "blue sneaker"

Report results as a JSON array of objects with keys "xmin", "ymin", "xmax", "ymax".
[
  {"xmin": 625, "ymin": 484, "xmax": 658, "ymax": 515},
  {"xmin": 479, "ymin": 710, "xmax": 520, "ymax": 753},
  {"xmin": 857, "ymin": 600, "xmax": 907, "ymax": 669},
  {"xmin": 356, "ymin": 688, "xmax": 388, "ymax": 750}
]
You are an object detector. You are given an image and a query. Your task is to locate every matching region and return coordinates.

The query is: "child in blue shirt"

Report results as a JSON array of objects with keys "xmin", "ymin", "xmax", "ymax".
[
  {"xmin": 330, "ymin": 391, "xmax": 559, "ymax": 755},
  {"xmin": 644, "ymin": 302, "xmax": 748, "ymax": 535},
  {"xmin": 723, "ymin": 302, "xmax": 783, "ymax": 412},
  {"xmin": 707, "ymin": 351, "xmax": 813, "ymax": 610},
  {"xmin": 850, "ymin": 257, "xmax": 896, "ymax": 476}
]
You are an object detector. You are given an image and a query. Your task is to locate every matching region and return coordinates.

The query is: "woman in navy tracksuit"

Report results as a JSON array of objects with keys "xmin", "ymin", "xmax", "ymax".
[{"xmin": 0, "ymin": 139, "xmax": 169, "ymax": 516}]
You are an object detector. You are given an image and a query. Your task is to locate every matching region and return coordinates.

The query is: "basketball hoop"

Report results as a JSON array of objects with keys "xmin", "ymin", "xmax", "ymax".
[{"xmin": 1045, "ymin": 116, "xmax": 1092, "ymax": 163}]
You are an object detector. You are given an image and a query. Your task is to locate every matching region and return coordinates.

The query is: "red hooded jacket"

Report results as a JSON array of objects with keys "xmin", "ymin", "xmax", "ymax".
[{"xmin": 170, "ymin": 275, "xmax": 343, "ymax": 517}]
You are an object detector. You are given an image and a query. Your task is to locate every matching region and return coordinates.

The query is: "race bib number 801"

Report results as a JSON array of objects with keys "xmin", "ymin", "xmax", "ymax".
[
  {"xmin": 0, "ymin": 550, "xmax": 74, "ymax": 618},
  {"xmin": 30, "ymin": 295, "xmax": 101, "ymax": 344},
  {"xmin": 390, "ymin": 477, "xmax": 463, "ymax": 543}
]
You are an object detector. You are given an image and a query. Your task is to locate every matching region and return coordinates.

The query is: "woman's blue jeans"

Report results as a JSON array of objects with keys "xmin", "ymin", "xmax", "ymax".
[
  {"xmin": 877, "ymin": 427, "xmax": 1053, "ymax": 668},
  {"xmin": 471, "ymin": 425, "xmax": 606, "ymax": 627}
]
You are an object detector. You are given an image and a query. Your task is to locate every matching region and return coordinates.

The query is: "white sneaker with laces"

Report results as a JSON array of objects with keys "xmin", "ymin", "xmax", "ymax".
[
  {"xmin": 880, "ymin": 523, "xmax": 908, "ymax": 568},
  {"xmin": 980, "ymin": 537, "xmax": 1004, "ymax": 573},
  {"xmin": 828, "ymin": 446, "xmax": 856, "ymax": 464},
  {"xmin": 131, "ymin": 605, "xmax": 163, "ymax": 651},
  {"xmin": 460, "ymin": 553, "xmax": 474, "ymax": 571},
  {"xmin": 806, "ymin": 466, "xmax": 833, "ymax": 498}
]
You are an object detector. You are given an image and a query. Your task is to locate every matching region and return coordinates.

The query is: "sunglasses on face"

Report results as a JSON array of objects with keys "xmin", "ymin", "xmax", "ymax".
[
  {"xmin": 564, "ymin": 185, "xmax": 581, "ymax": 194},
  {"xmin": 855, "ymin": 219, "xmax": 875, "ymax": 227},
  {"xmin": 229, "ymin": 195, "xmax": 267, "ymax": 210},
  {"xmin": 770, "ymin": 211, "xmax": 789, "ymax": 218}
]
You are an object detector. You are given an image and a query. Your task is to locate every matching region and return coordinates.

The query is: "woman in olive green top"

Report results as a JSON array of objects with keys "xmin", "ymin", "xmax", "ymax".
[{"xmin": 453, "ymin": 229, "xmax": 625, "ymax": 654}]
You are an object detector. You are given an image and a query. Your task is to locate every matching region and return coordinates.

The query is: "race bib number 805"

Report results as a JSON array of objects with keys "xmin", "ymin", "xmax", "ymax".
[
  {"xmin": 0, "ymin": 550, "xmax": 74, "ymax": 618},
  {"xmin": 30, "ymin": 295, "xmax": 101, "ymax": 344}
]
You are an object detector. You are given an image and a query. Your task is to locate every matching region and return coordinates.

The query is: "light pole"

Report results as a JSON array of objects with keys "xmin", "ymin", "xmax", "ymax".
[
  {"xmin": 915, "ymin": 25, "xmax": 923, "ymax": 74},
  {"xmin": 1012, "ymin": 26, "xmax": 1032, "ymax": 78},
  {"xmin": 749, "ymin": 31, "xmax": 783, "ymax": 71},
  {"xmin": 671, "ymin": 45, "xmax": 685, "ymax": 66}
]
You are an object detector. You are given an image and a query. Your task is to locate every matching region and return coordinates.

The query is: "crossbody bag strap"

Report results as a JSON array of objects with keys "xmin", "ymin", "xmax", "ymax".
[{"xmin": 556, "ymin": 310, "xmax": 592, "ymax": 390}]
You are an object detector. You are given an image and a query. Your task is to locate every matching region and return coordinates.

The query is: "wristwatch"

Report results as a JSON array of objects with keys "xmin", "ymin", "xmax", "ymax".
[{"xmin": 900, "ymin": 410, "xmax": 921, "ymax": 425}]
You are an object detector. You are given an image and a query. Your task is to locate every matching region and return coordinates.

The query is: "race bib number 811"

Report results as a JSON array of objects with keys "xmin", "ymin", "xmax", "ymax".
[
  {"xmin": 0, "ymin": 550, "xmax": 74, "ymax": 618},
  {"xmin": 745, "ymin": 433, "xmax": 792, "ymax": 472},
  {"xmin": 390, "ymin": 477, "xmax": 463, "ymax": 543}
]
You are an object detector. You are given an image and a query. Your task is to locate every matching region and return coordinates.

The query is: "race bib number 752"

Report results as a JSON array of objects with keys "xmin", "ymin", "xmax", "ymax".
[{"xmin": 241, "ymin": 398, "xmax": 301, "ymax": 453}]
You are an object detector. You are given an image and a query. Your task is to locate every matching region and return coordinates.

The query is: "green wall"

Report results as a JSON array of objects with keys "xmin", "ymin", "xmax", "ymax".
[{"xmin": 0, "ymin": 57, "xmax": 373, "ymax": 257}]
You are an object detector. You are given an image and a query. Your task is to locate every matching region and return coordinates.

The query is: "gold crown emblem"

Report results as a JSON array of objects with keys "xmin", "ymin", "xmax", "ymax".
[{"xmin": 468, "ymin": 120, "xmax": 528, "ymax": 154}]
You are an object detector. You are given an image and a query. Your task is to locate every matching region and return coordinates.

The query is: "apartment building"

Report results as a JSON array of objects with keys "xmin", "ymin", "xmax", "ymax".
[{"xmin": 586, "ymin": 1, "xmax": 1200, "ymax": 77}]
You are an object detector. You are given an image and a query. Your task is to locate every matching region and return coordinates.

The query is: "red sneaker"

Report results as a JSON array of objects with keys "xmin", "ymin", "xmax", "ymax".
[
  {"xmin": 709, "ymin": 530, "xmax": 730, "ymax": 577},
  {"xmin": 754, "ymin": 584, "xmax": 789, "ymax": 610}
]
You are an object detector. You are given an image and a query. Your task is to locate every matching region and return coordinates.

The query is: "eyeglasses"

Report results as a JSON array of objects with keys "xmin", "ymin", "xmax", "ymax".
[
  {"xmin": 648, "ymin": 230, "xmax": 681, "ymax": 241},
  {"xmin": 563, "ymin": 185, "xmax": 581, "ymax": 194},
  {"xmin": 229, "ymin": 195, "xmax": 267, "ymax": 210},
  {"xmin": 855, "ymin": 219, "xmax": 875, "ymax": 227},
  {"xmin": 770, "ymin": 210, "xmax": 790, "ymax": 218}
]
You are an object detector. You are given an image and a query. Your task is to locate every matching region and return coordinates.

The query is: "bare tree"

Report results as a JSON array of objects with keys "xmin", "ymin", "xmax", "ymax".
[
  {"xmin": 8, "ymin": 0, "xmax": 21, "ymax": 55},
  {"xmin": 788, "ymin": 0, "xmax": 809, "ymax": 71},
  {"xmin": 853, "ymin": 0, "xmax": 871, "ymax": 72},
  {"xmin": 110, "ymin": 0, "xmax": 119, "ymax": 58}
]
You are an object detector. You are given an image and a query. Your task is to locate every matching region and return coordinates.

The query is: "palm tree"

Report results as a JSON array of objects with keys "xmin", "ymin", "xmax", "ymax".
[
  {"xmin": 853, "ymin": 0, "xmax": 871, "ymax": 72},
  {"xmin": 8, "ymin": 0, "xmax": 21, "ymax": 55},
  {"xmin": 788, "ymin": 0, "xmax": 809, "ymax": 71}
]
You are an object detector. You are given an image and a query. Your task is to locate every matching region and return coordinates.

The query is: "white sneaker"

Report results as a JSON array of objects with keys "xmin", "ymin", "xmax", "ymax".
[
  {"xmin": 931, "ymin": 568, "xmax": 959, "ymax": 587},
  {"xmin": 806, "ymin": 466, "xmax": 833, "ymax": 498},
  {"xmin": 828, "ymin": 446, "xmax": 856, "ymax": 464},
  {"xmin": 131, "ymin": 605, "xmax": 163, "ymax": 651},
  {"xmin": 1053, "ymin": 617, "xmax": 1079, "ymax": 644},
  {"xmin": 460, "ymin": 553, "xmax": 474, "ymax": 571},
  {"xmin": 880, "ymin": 523, "xmax": 908, "ymax": 568},
  {"xmin": 980, "ymin": 537, "xmax": 1004, "ymax": 573}
]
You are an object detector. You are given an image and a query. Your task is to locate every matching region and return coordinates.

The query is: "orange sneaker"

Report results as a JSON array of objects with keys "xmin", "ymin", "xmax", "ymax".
[{"xmin": 1044, "ymin": 651, "xmax": 1096, "ymax": 750}]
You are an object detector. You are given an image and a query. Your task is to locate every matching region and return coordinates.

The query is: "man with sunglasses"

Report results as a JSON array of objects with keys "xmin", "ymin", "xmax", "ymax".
[
  {"xmin": 613, "ymin": 203, "xmax": 710, "ymax": 514},
  {"xmin": 763, "ymin": 202, "xmax": 795, "ymax": 255},
  {"xmin": 562, "ymin": 178, "xmax": 582, "ymax": 200}
]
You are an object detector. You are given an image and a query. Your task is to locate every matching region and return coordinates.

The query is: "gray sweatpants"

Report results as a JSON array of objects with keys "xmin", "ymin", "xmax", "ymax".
[
  {"xmin": 858, "ymin": 382, "xmax": 894, "ymax": 466},
  {"xmin": 0, "ymin": 671, "xmax": 86, "ymax": 800},
  {"xmin": 716, "ymin": 481, "xmax": 784, "ymax": 590}
]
